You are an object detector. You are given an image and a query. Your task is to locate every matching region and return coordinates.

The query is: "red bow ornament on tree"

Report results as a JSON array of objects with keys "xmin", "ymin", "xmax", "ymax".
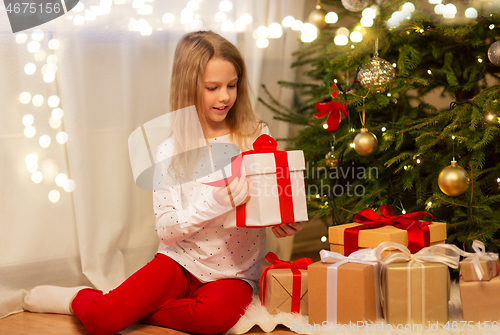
[{"xmin": 314, "ymin": 84, "xmax": 347, "ymax": 132}]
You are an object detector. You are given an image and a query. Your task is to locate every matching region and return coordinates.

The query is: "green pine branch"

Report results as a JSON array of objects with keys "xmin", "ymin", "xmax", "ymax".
[{"xmin": 259, "ymin": 0, "xmax": 500, "ymax": 251}]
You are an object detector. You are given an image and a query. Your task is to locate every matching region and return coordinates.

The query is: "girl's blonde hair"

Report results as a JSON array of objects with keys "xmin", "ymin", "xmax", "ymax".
[{"xmin": 168, "ymin": 31, "xmax": 265, "ymax": 181}]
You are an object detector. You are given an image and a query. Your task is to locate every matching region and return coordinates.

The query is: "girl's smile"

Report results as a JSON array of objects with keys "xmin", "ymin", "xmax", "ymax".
[{"xmin": 212, "ymin": 105, "xmax": 230, "ymax": 113}]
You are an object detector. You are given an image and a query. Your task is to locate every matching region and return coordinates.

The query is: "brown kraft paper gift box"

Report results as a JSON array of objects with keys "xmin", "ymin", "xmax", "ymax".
[
  {"xmin": 382, "ymin": 262, "xmax": 450, "ymax": 325},
  {"xmin": 259, "ymin": 261, "xmax": 308, "ymax": 315},
  {"xmin": 329, "ymin": 221, "xmax": 447, "ymax": 257},
  {"xmin": 459, "ymin": 275, "xmax": 500, "ymax": 321},
  {"xmin": 308, "ymin": 261, "xmax": 378, "ymax": 325},
  {"xmin": 460, "ymin": 255, "xmax": 499, "ymax": 282}
]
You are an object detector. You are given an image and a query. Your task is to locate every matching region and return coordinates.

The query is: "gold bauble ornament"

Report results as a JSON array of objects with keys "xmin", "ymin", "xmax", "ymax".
[
  {"xmin": 438, "ymin": 160, "xmax": 469, "ymax": 196},
  {"xmin": 325, "ymin": 150, "xmax": 338, "ymax": 168},
  {"xmin": 353, "ymin": 128, "xmax": 378, "ymax": 156},
  {"xmin": 358, "ymin": 39, "xmax": 395, "ymax": 93},
  {"xmin": 488, "ymin": 40, "xmax": 500, "ymax": 66},
  {"xmin": 308, "ymin": 6, "xmax": 327, "ymax": 29},
  {"xmin": 341, "ymin": 0, "xmax": 370, "ymax": 12},
  {"xmin": 358, "ymin": 56, "xmax": 395, "ymax": 93}
]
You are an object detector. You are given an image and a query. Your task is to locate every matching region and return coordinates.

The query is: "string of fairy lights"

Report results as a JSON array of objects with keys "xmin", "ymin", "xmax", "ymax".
[
  {"xmin": 15, "ymin": 0, "xmax": 492, "ymax": 203},
  {"xmin": 15, "ymin": 0, "xmax": 326, "ymax": 204},
  {"xmin": 18, "ymin": 28, "xmax": 73, "ymax": 204},
  {"xmin": 311, "ymin": 0, "xmax": 495, "ymax": 243}
]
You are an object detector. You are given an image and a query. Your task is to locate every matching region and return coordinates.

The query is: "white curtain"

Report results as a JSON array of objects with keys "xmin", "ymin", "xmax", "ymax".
[{"xmin": 0, "ymin": 0, "xmax": 306, "ymax": 319}]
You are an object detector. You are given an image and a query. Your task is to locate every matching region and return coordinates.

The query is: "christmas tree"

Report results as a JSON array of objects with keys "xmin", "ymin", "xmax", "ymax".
[{"xmin": 260, "ymin": 0, "xmax": 500, "ymax": 252}]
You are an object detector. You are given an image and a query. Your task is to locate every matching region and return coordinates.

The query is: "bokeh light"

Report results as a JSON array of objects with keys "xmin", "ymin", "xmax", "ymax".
[
  {"xmin": 39, "ymin": 135, "xmax": 51, "ymax": 148},
  {"xmin": 22, "ymin": 114, "xmax": 34, "ymax": 126},
  {"xmin": 31, "ymin": 171, "xmax": 43, "ymax": 184},
  {"xmin": 48, "ymin": 190, "xmax": 61, "ymax": 203}
]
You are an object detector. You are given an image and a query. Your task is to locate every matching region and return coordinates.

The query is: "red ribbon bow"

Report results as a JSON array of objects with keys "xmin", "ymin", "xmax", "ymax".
[
  {"xmin": 344, "ymin": 205, "xmax": 433, "ymax": 256},
  {"xmin": 314, "ymin": 84, "xmax": 347, "ymax": 132},
  {"xmin": 249, "ymin": 134, "xmax": 278, "ymax": 153},
  {"xmin": 259, "ymin": 252, "xmax": 312, "ymax": 313},
  {"xmin": 202, "ymin": 134, "xmax": 276, "ymax": 188}
]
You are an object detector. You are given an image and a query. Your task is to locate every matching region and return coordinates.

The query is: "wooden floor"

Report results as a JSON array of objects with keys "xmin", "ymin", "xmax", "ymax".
[{"xmin": 0, "ymin": 312, "xmax": 294, "ymax": 334}]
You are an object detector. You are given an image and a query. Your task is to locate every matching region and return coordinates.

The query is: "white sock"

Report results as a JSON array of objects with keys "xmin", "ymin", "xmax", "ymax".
[{"xmin": 23, "ymin": 285, "xmax": 91, "ymax": 315}]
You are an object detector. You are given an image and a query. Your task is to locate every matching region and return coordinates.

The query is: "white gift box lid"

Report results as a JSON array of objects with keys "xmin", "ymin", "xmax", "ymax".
[{"xmin": 243, "ymin": 150, "xmax": 305, "ymax": 176}]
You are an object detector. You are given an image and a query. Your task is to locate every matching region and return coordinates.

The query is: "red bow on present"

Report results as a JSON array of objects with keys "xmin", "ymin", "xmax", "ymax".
[
  {"xmin": 259, "ymin": 252, "xmax": 312, "ymax": 314},
  {"xmin": 344, "ymin": 205, "xmax": 433, "ymax": 256},
  {"xmin": 202, "ymin": 134, "xmax": 277, "ymax": 188},
  {"xmin": 314, "ymin": 84, "xmax": 347, "ymax": 132}
]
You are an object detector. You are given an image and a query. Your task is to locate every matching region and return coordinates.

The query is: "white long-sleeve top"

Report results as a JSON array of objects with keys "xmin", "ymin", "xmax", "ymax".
[{"xmin": 153, "ymin": 127, "xmax": 271, "ymax": 291}]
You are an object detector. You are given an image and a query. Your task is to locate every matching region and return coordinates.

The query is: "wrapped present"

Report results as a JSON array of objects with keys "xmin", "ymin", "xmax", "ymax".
[
  {"xmin": 376, "ymin": 242, "xmax": 462, "ymax": 325},
  {"xmin": 460, "ymin": 240, "xmax": 499, "ymax": 282},
  {"xmin": 329, "ymin": 205, "xmax": 446, "ymax": 256},
  {"xmin": 459, "ymin": 275, "xmax": 500, "ymax": 321},
  {"xmin": 259, "ymin": 252, "xmax": 312, "ymax": 314},
  {"xmin": 308, "ymin": 249, "xmax": 380, "ymax": 325},
  {"xmin": 205, "ymin": 134, "xmax": 308, "ymax": 228}
]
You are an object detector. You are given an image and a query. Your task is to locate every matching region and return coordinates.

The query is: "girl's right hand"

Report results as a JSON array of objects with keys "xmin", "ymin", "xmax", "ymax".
[{"xmin": 212, "ymin": 174, "xmax": 250, "ymax": 208}]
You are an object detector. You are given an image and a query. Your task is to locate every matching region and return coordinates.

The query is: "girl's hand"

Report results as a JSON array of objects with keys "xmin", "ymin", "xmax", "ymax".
[
  {"xmin": 212, "ymin": 174, "xmax": 250, "ymax": 208},
  {"xmin": 272, "ymin": 222, "xmax": 303, "ymax": 238}
]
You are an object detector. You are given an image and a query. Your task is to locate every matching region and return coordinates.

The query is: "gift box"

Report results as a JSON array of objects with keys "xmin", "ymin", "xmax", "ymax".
[
  {"xmin": 376, "ymin": 242, "xmax": 460, "ymax": 325},
  {"xmin": 308, "ymin": 250, "xmax": 380, "ymax": 325},
  {"xmin": 329, "ymin": 222, "xmax": 447, "ymax": 257},
  {"xmin": 460, "ymin": 257, "xmax": 499, "ymax": 281},
  {"xmin": 459, "ymin": 240, "xmax": 499, "ymax": 282},
  {"xmin": 259, "ymin": 252, "xmax": 311, "ymax": 314},
  {"xmin": 329, "ymin": 206, "xmax": 446, "ymax": 257},
  {"xmin": 208, "ymin": 134, "xmax": 308, "ymax": 228},
  {"xmin": 459, "ymin": 275, "xmax": 500, "ymax": 321},
  {"xmin": 239, "ymin": 135, "xmax": 308, "ymax": 228},
  {"xmin": 383, "ymin": 262, "xmax": 450, "ymax": 325}
]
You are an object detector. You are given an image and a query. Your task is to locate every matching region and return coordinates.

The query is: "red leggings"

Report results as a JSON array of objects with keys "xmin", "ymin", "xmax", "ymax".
[{"xmin": 71, "ymin": 253, "xmax": 253, "ymax": 335}]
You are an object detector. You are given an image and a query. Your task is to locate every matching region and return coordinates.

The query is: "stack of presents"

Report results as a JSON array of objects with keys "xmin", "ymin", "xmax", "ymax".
[
  {"xmin": 235, "ymin": 135, "xmax": 500, "ymax": 326},
  {"xmin": 259, "ymin": 210, "xmax": 500, "ymax": 325}
]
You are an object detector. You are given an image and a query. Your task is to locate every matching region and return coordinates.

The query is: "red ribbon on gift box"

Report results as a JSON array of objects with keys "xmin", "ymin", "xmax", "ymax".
[
  {"xmin": 259, "ymin": 252, "xmax": 312, "ymax": 314},
  {"xmin": 344, "ymin": 205, "xmax": 433, "ymax": 256},
  {"xmin": 204, "ymin": 134, "xmax": 296, "ymax": 227},
  {"xmin": 236, "ymin": 134, "xmax": 296, "ymax": 227}
]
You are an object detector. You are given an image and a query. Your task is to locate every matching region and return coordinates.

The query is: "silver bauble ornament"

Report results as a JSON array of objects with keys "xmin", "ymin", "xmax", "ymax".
[
  {"xmin": 358, "ymin": 56, "xmax": 395, "ymax": 93},
  {"xmin": 438, "ymin": 160, "xmax": 469, "ymax": 196},
  {"xmin": 488, "ymin": 40, "xmax": 500, "ymax": 66},
  {"xmin": 353, "ymin": 128, "xmax": 378, "ymax": 156},
  {"xmin": 325, "ymin": 150, "xmax": 338, "ymax": 168},
  {"xmin": 309, "ymin": 6, "xmax": 327, "ymax": 29},
  {"xmin": 341, "ymin": 0, "xmax": 370, "ymax": 12}
]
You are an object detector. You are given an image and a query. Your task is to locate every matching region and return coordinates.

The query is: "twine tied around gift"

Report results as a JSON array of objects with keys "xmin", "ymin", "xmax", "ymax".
[
  {"xmin": 259, "ymin": 252, "xmax": 312, "ymax": 314},
  {"xmin": 375, "ymin": 242, "xmax": 462, "ymax": 324},
  {"xmin": 463, "ymin": 240, "xmax": 499, "ymax": 280},
  {"xmin": 319, "ymin": 249, "xmax": 381, "ymax": 323},
  {"xmin": 344, "ymin": 205, "xmax": 433, "ymax": 256}
]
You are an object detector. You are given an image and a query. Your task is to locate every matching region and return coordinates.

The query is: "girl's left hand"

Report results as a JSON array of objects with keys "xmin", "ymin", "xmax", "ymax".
[{"xmin": 271, "ymin": 222, "xmax": 303, "ymax": 238}]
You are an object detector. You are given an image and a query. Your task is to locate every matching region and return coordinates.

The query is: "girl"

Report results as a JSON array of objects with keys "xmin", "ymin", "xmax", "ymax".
[{"xmin": 23, "ymin": 31, "xmax": 303, "ymax": 334}]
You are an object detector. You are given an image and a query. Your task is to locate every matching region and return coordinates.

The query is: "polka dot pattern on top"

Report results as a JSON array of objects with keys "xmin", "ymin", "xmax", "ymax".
[{"xmin": 153, "ymin": 127, "xmax": 271, "ymax": 291}]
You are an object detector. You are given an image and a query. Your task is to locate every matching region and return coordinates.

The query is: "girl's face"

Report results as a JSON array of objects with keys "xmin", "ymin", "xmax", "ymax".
[{"xmin": 202, "ymin": 58, "xmax": 238, "ymax": 131}]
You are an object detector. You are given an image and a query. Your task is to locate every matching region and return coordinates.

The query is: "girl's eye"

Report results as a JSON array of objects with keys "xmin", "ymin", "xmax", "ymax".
[
  {"xmin": 207, "ymin": 87, "xmax": 217, "ymax": 91},
  {"xmin": 228, "ymin": 85, "xmax": 236, "ymax": 88}
]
